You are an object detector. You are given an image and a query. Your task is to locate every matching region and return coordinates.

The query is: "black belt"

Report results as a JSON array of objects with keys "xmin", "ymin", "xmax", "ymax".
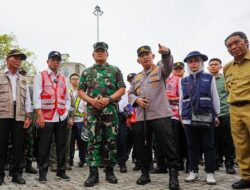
[{"xmin": 230, "ymin": 101, "xmax": 250, "ymax": 107}]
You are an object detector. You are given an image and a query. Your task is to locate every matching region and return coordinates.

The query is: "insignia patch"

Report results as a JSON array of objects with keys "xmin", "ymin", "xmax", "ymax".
[{"xmin": 21, "ymin": 80, "xmax": 27, "ymax": 85}]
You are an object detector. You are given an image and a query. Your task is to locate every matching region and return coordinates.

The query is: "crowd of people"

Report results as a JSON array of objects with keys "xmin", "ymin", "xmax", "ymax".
[{"xmin": 0, "ymin": 31, "xmax": 249, "ymax": 190}]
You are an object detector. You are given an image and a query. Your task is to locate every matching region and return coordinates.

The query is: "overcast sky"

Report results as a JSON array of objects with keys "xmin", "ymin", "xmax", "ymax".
[{"xmin": 1, "ymin": 0, "xmax": 249, "ymax": 79}]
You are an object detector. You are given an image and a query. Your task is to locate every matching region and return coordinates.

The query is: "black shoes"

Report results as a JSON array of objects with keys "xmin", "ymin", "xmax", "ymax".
[
  {"xmin": 57, "ymin": 173, "xmax": 70, "ymax": 181},
  {"xmin": 119, "ymin": 165, "xmax": 127, "ymax": 173},
  {"xmin": 12, "ymin": 176, "xmax": 26, "ymax": 184},
  {"xmin": 39, "ymin": 176, "xmax": 47, "ymax": 183},
  {"xmin": 84, "ymin": 167, "xmax": 99, "ymax": 187},
  {"xmin": 226, "ymin": 165, "xmax": 236, "ymax": 174},
  {"xmin": 25, "ymin": 161, "xmax": 38, "ymax": 174},
  {"xmin": 69, "ymin": 160, "xmax": 73, "ymax": 166},
  {"xmin": 137, "ymin": 167, "xmax": 151, "ymax": 185},
  {"xmin": 232, "ymin": 179, "xmax": 250, "ymax": 189},
  {"xmin": 136, "ymin": 173, "xmax": 151, "ymax": 185},
  {"xmin": 105, "ymin": 166, "xmax": 118, "ymax": 184},
  {"xmin": 78, "ymin": 160, "xmax": 85, "ymax": 168},
  {"xmin": 169, "ymin": 168, "xmax": 180, "ymax": 190}
]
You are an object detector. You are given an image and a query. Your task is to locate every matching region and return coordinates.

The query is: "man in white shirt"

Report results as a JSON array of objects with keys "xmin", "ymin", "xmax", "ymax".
[
  {"xmin": 33, "ymin": 51, "xmax": 71, "ymax": 182},
  {"xmin": 68, "ymin": 73, "xmax": 87, "ymax": 168},
  {"xmin": 0, "ymin": 49, "xmax": 32, "ymax": 185}
]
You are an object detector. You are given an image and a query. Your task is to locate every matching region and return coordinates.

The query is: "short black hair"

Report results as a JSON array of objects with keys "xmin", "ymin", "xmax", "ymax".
[
  {"xmin": 209, "ymin": 58, "xmax": 222, "ymax": 65},
  {"xmin": 69, "ymin": 73, "xmax": 79, "ymax": 80},
  {"xmin": 225, "ymin": 31, "xmax": 248, "ymax": 47}
]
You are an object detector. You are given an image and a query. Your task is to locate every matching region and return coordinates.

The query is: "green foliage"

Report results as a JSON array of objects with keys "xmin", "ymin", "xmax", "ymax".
[{"xmin": 0, "ymin": 33, "xmax": 37, "ymax": 76}]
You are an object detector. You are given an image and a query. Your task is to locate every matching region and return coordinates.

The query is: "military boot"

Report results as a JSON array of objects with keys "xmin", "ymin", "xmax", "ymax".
[
  {"xmin": 169, "ymin": 168, "xmax": 180, "ymax": 190},
  {"xmin": 25, "ymin": 161, "xmax": 38, "ymax": 174},
  {"xmin": 84, "ymin": 167, "xmax": 99, "ymax": 187},
  {"xmin": 136, "ymin": 166, "xmax": 151, "ymax": 185},
  {"xmin": 105, "ymin": 166, "xmax": 118, "ymax": 184}
]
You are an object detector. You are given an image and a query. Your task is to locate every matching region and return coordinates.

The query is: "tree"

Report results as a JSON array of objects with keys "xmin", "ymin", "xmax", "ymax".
[{"xmin": 0, "ymin": 33, "xmax": 37, "ymax": 76}]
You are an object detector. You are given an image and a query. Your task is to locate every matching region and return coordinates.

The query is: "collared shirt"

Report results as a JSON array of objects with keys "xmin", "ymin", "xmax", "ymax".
[
  {"xmin": 223, "ymin": 50, "xmax": 250, "ymax": 103},
  {"xmin": 215, "ymin": 73, "xmax": 229, "ymax": 116},
  {"xmin": 119, "ymin": 92, "xmax": 129, "ymax": 113},
  {"xmin": 129, "ymin": 54, "xmax": 173, "ymax": 121},
  {"xmin": 4, "ymin": 68, "xmax": 32, "ymax": 113},
  {"xmin": 33, "ymin": 68, "xmax": 71, "ymax": 122}
]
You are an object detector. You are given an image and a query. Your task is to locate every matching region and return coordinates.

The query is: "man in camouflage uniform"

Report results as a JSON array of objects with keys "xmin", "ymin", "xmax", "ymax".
[
  {"xmin": 19, "ymin": 68, "xmax": 38, "ymax": 174},
  {"xmin": 78, "ymin": 42, "xmax": 125, "ymax": 187}
]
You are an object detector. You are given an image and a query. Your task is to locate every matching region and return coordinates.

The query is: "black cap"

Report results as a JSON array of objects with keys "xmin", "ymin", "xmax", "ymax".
[
  {"xmin": 174, "ymin": 62, "xmax": 185, "ymax": 69},
  {"xmin": 127, "ymin": 73, "xmax": 136, "ymax": 82},
  {"xmin": 93, "ymin": 42, "xmax": 109, "ymax": 51},
  {"xmin": 137, "ymin": 45, "xmax": 152, "ymax": 56},
  {"xmin": 7, "ymin": 49, "xmax": 27, "ymax": 60}
]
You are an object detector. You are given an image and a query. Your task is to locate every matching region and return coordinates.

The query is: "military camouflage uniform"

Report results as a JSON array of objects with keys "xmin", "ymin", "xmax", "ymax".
[
  {"xmin": 24, "ymin": 122, "xmax": 35, "ymax": 163},
  {"xmin": 78, "ymin": 63, "xmax": 125, "ymax": 167}
]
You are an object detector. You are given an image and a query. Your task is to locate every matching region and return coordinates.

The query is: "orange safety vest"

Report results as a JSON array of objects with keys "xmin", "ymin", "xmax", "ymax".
[
  {"xmin": 166, "ymin": 74, "xmax": 180, "ymax": 120},
  {"xmin": 41, "ymin": 71, "xmax": 67, "ymax": 120}
]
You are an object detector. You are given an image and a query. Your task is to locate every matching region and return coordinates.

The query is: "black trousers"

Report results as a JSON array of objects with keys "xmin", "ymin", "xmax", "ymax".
[
  {"xmin": 116, "ymin": 115, "xmax": 132, "ymax": 166},
  {"xmin": 171, "ymin": 119, "xmax": 188, "ymax": 167},
  {"xmin": 70, "ymin": 122, "xmax": 87, "ymax": 162},
  {"xmin": 215, "ymin": 114, "xmax": 235, "ymax": 167},
  {"xmin": 184, "ymin": 125, "xmax": 215, "ymax": 173},
  {"xmin": 133, "ymin": 117, "xmax": 179, "ymax": 169},
  {"xmin": 0, "ymin": 118, "xmax": 25, "ymax": 178},
  {"xmin": 37, "ymin": 119, "xmax": 67, "ymax": 177}
]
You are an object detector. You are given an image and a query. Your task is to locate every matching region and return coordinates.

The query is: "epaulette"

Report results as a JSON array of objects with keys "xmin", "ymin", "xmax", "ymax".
[{"xmin": 134, "ymin": 72, "xmax": 143, "ymax": 81}]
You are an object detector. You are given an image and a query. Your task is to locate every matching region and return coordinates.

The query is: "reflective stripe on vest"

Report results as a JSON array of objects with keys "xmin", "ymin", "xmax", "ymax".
[
  {"xmin": 74, "ymin": 96, "xmax": 84, "ymax": 117},
  {"xmin": 41, "ymin": 71, "xmax": 66, "ymax": 120},
  {"xmin": 181, "ymin": 72, "xmax": 213, "ymax": 120}
]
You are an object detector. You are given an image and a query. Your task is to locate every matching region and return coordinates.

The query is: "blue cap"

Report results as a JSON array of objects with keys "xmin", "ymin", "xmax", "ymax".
[
  {"xmin": 184, "ymin": 51, "xmax": 208, "ymax": 62},
  {"xmin": 48, "ymin": 51, "xmax": 61, "ymax": 60}
]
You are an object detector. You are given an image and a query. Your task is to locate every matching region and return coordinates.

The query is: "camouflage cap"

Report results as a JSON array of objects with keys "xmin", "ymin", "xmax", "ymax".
[
  {"xmin": 93, "ymin": 42, "xmax": 109, "ymax": 51},
  {"xmin": 137, "ymin": 45, "xmax": 152, "ymax": 56}
]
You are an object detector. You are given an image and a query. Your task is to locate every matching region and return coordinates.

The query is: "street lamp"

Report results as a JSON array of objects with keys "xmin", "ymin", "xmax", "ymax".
[{"xmin": 93, "ymin": 5, "xmax": 103, "ymax": 42}]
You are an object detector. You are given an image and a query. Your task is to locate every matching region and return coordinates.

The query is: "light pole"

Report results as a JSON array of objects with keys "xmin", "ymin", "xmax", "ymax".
[{"xmin": 93, "ymin": 5, "xmax": 103, "ymax": 42}]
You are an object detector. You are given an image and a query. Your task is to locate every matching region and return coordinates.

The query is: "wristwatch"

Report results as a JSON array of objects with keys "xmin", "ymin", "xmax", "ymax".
[{"xmin": 108, "ymin": 96, "xmax": 114, "ymax": 103}]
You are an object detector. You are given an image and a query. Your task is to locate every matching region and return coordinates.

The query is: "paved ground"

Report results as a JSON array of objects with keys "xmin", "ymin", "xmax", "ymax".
[{"xmin": 0, "ymin": 156, "xmax": 243, "ymax": 190}]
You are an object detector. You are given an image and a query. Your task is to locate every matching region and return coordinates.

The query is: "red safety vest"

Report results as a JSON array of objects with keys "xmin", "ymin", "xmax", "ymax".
[
  {"xmin": 166, "ymin": 74, "xmax": 181, "ymax": 120},
  {"xmin": 41, "ymin": 71, "xmax": 67, "ymax": 120}
]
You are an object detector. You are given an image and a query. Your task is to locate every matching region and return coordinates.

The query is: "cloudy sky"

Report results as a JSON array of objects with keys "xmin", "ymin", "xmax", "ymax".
[{"xmin": 1, "ymin": 0, "xmax": 249, "ymax": 79}]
